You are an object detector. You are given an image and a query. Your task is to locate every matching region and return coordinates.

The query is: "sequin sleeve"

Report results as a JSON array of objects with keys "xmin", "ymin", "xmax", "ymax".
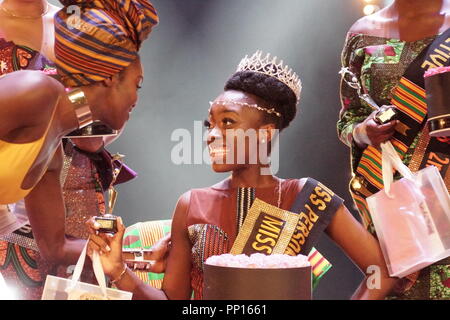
[{"xmin": 337, "ymin": 33, "xmax": 374, "ymax": 148}]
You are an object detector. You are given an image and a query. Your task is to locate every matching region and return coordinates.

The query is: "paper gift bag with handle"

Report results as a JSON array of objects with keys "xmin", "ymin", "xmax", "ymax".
[
  {"xmin": 42, "ymin": 242, "xmax": 132, "ymax": 300},
  {"xmin": 367, "ymin": 141, "xmax": 450, "ymax": 278}
]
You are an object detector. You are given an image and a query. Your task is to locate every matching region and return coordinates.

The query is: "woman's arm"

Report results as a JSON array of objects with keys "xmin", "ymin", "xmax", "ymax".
[
  {"xmin": 326, "ymin": 205, "xmax": 398, "ymax": 300},
  {"xmin": 161, "ymin": 191, "xmax": 193, "ymax": 299},
  {"xmin": 0, "ymin": 71, "xmax": 61, "ymax": 139},
  {"xmin": 337, "ymin": 32, "xmax": 374, "ymax": 149},
  {"xmin": 338, "ymin": 25, "xmax": 398, "ymax": 152},
  {"xmin": 87, "ymin": 191, "xmax": 193, "ymax": 300},
  {"xmin": 24, "ymin": 145, "xmax": 86, "ymax": 265}
]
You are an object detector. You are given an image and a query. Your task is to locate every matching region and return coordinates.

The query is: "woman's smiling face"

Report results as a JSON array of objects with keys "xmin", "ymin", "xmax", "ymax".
[{"xmin": 206, "ymin": 90, "xmax": 275, "ymax": 172}]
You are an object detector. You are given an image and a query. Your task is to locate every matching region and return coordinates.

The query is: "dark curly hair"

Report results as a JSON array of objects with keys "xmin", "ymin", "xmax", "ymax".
[{"xmin": 224, "ymin": 70, "xmax": 298, "ymax": 130}]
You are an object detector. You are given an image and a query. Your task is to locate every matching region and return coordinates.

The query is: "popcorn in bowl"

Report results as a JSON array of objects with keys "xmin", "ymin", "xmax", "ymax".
[{"xmin": 205, "ymin": 253, "xmax": 310, "ymax": 269}]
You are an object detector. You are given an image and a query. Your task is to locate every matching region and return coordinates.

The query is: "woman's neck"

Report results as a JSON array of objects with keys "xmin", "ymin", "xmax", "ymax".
[
  {"xmin": 55, "ymin": 84, "xmax": 107, "ymax": 137},
  {"xmin": 1, "ymin": 0, "xmax": 48, "ymax": 17},
  {"xmin": 392, "ymin": 0, "xmax": 447, "ymax": 17},
  {"xmin": 230, "ymin": 166, "xmax": 277, "ymax": 188},
  {"xmin": 373, "ymin": 0, "xmax": 449, "ymax": 40},
  {"xmin": 79, "ymin": 84, "xmax": 107, "ymax": 125}
]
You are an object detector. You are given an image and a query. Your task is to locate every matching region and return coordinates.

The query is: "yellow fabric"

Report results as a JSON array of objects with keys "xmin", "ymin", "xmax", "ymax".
[{"xmin": 0, "ymin": 115, "xmax": 55, "ymax": 204}]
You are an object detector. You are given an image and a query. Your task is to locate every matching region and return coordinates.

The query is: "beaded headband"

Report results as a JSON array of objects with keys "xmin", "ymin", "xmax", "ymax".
[
  {"xmin": 236, "ymin": 50, "xmax": 302, "ymax": 101},
  {"xmin": 209, "ymin": 100, "xmax": 282, "ymax": 118}
]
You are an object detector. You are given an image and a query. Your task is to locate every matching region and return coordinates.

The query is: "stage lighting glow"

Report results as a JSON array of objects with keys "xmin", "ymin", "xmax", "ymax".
[
  {"xmin": 0, "ymin": 286, "xmax": 17, "ymax": 300},
  {"xmin": 363, "ymin": 0, "xmax": 373, "ymax": 3},
  {"xmin": 363, "ymin": 4, "xmax": 380, "ymax": 15},
  {"xmin": 0, "ymin": 274, "xmax": 17, "ymax": 300}
]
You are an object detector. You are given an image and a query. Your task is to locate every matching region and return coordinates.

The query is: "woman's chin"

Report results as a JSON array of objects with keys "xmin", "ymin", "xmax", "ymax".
[
  {"xmin": 107, "ymin": 117, "xmax": 127, "ymax": 131},
  {"xmin": 211, "ymin": 163, "xmax": 235, "ymax": 173}
]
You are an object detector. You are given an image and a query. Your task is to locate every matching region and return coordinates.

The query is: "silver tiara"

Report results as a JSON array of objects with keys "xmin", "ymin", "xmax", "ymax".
[
  {"xmin": 236, "ymin": 50, "xmax": 302, "ymax": 101},
  {"xmin": 209, "ymin": 100, "xmax": 282, "ymax": 118}
]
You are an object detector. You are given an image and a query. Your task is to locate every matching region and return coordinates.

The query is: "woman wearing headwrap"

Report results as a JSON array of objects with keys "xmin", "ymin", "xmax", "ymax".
[
  {"xmin": 54, "ymin": 0, "xmax": 158, "ymax": 87},
  {"xmin": 0, "ymin": 0, "xmax": 147, "ymax": 300},
  {"xmin": 0, "ymin": 0, "xmax": 63, "ymax": 300},
  {"xmin": 0, "ymin": 0, "xmax": 159, "ymax": 295}
]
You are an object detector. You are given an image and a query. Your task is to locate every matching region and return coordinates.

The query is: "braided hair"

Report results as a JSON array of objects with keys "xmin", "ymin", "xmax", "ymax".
[{"xmin": 224, "ymin": 70, "xmax": 298, "ymax": 130}]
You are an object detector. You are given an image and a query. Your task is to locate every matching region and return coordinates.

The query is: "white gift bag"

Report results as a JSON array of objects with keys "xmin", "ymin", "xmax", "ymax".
[
  {"xmin": 367, "ymin": 141, "xmax": 450, "ymax": 278},
  {"xmin": 42, "ymin": 242, "xmax": 132, "ymax": 300}
]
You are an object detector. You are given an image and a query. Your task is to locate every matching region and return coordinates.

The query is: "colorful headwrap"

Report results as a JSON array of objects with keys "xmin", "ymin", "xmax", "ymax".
[{"xmin": 55, "ymin": 0, "xmax": 158, "ymax": 87}]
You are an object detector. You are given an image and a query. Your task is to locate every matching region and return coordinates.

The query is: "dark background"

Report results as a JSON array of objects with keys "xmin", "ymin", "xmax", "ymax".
[{"xmin": 94, "ymin": 0, "xmax": 387, "ymax": 299}]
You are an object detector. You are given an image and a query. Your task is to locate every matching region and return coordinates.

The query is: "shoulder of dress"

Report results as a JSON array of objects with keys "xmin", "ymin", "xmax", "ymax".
[
  {"xmin": 188, "ymin": 185, "xmax": 228, "ymax": 196},
  {"xmin": 349, "ymin": 8, "xmax": 391, "ymax": 33},
  {"xmin": 180, "ymin": 185, "xmax": 221, "ymax": 202},
  {"xmin": 177, "ymin": 190, "xmax": 192, "ymax": 204},
  {"xmin": 288, "ymin": 177, "xmax": 331, "ymax": 191},
  {"xmin": 280, "ymin": 177, "xmax": 310, "ymax": 193},
  {"xmin": 348, "ymin": 16, "xmax": 373, "ymax": 35}
]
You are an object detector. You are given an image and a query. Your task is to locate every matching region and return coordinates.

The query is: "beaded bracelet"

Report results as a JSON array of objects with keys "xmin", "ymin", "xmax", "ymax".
[{"xmin": 110, "ymin": 264, "xmax": 127, "ymax": 285}]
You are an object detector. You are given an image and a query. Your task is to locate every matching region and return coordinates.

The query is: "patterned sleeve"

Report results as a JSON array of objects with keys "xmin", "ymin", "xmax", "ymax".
[{"xmin": 337, "ymin": 33, "xmax": 374, "ymax": 148}]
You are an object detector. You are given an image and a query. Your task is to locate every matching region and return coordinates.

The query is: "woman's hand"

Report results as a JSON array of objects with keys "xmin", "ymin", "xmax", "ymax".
[
  {"xmin": 86, "ymin": 216, "xmax": 126, "ymax": 280},
  {"xmin": 147, "ymin": 233, "xmax": 171, "ymax": 273},
  {"xmin": 123, "ymin": 233, "xmax": 171, "ymax": 273},
  {"xmin": 353, "ymin": 108, "xmax": 398, "ymax": 148}
]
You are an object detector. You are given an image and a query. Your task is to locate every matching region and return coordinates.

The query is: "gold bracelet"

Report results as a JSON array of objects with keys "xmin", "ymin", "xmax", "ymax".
[
  {"xmin": 110, "ymin": 264, "xmax": 127, "ymax": 285},
  {"xmin": 66, "ymin": 88, "xmax": 94, "ymax": 129}
]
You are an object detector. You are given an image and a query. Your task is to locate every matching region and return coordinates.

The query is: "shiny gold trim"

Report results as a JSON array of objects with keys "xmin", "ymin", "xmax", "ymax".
[
  {"xmin": 230, "ymin": 198, "xmax": 299, "ymax": 255},
  {"xmin": 60, "ymin": 140, "xmax": 74, "ymax": 187},
  {"xmin": 408, "ymin": 128, "xmax": 430, "ymax": 173}
]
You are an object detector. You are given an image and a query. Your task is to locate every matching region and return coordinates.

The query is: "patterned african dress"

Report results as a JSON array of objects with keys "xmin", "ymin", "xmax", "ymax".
[
  {"xmin": 0, "ymin": 39, "xmax": 107, "ymax": 299},
  {"xmin": 187, "ymin": 178, "xmax": 336, "ymax": 300},
  {"xmin": 338, "ymin": 32, "xmax": 450, "ymax": 299}
]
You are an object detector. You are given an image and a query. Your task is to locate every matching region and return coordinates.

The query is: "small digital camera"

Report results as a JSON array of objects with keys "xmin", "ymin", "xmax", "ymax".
[{"xmin": 94, "ymin": 215, "xmax": 118, "ymax": 234}]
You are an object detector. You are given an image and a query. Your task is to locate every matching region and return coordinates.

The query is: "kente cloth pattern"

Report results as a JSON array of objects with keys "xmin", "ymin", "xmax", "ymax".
[
  {"xmin": 338, "ymin": 34, "xmax": 434, "ymax": 192},
  {"xmin": 338, "ymin": 32, "xmax": 450, "ymax": 299},
  {"xmin": 187, "ymin": 179, "xmax": 335, "ymax": 300},
  {"xmin": 54, "ymin": 0, "xmax": 158, "ymax": 86},
  {"xmin": 122, "ymin": 220, "xmax": 171, "ymax": 289}
]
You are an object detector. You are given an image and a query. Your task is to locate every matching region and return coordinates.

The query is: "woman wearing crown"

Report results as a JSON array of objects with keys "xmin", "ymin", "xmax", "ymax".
[
  {"xmin": 87, "ymin": 51, "xmax": 398, "ymax": 300},
  {"xmin": 0, "ymin": 0, "xmax": 163, "ymax": 299}
]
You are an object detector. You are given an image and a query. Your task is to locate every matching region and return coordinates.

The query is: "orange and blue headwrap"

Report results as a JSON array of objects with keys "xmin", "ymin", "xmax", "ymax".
[{"xmin": 55, "ymin": 0, "xmax": 158, "ymax": 87}]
